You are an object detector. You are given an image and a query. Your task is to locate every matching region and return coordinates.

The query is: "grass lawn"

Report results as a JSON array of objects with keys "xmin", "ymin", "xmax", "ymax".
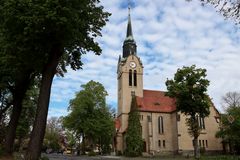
[{"xmin": 120, "ymin": 155, "xmax": 240, "ymax": 160}]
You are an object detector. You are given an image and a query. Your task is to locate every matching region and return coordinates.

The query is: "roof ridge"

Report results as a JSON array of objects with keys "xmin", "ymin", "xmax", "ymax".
[{"xmin": 143, "ymin": 89, "xmax": 166, "ymax": 93}]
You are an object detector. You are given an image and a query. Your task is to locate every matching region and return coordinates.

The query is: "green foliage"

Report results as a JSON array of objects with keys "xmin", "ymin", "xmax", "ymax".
[
  {"xmin": 166, "ymin": 65, "xmax": 211, "ymax": 158},
  {"xmin": 88, "ymin": 151, "xmax": 97, "ymax": 156},
  {"xmin": 166, "ymin": 65, "xmax": 210, "ymax": 117},
  {"xmin": 43, "ymin": 117, "xmax": 63, "ymax": 152},
  {"xmin": 125, "ymin": 96, "xmax": 143, "ymax": 157},
  {"xmin": 0, "ymin": 0, "xmax": 110, "ymax": 158},
  {"xmin": 15, "ymin": 83, "xmax": 39, "ymax": 149},
  {"xmin": 0, "ymin": 0, "xmax": 111, "ymax": 73},
  {"xmin": 216, "ymin": 107, "xmax": 240, "ymax": 153},
  {"xmin": 0, "ymin": 144, "xmax": 3, "ymax": 156},
  {"xmin": 63, "ymin": 80, "xmax": 114, "ymax": 154},
  {"xmin": 40, "ymin": 156, "xmax": 49, "ymax": 160}
]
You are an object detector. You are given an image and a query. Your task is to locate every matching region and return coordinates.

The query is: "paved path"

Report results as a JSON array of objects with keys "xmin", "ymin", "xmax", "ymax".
[
  {"xmin": 43, "ymin": 153, "xmax": 193, "ymax": 160},
  {"xmin": 44, "ymin": 154, "xmax": 122, "ymax": 160}
]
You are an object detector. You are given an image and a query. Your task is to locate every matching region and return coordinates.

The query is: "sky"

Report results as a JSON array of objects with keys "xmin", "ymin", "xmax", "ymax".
[{"xmin": 48, "ymin": 0, "xmax": 240, "ymax": 118}]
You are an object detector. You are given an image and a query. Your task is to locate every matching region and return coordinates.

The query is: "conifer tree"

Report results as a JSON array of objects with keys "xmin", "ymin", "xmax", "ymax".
[{"xmin": 125, "ymin": 95, "xmax": 143, "ymax": 157}]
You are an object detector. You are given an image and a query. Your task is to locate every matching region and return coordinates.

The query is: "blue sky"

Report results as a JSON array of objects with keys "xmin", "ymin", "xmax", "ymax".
[{"xmin": 48, "ymin": 0, "xmax": 240, "ymax": 118}]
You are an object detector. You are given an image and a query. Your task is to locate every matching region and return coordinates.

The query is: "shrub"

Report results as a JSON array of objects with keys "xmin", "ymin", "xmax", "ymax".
[{"xmin": 88, "ymin": 151, "xmax": 96, "ymax": 156}]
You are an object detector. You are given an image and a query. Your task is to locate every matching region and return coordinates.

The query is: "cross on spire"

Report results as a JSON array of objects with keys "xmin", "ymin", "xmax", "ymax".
[{"xmin": 128, "ymin": 0, "xmax": 131, "ymax": 15}]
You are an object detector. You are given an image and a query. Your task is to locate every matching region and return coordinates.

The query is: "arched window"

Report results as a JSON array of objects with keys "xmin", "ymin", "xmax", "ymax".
[
  {"xmin": 129, "ymin": 69, "xmax": 132, "ymax": 86},
  {"xmin": 134, "ymin": 70, "xmax": 137, "ymax": 86},
  {"xmin": 158, "ymin": 116, "xmax": 164, "ymax": 134}
]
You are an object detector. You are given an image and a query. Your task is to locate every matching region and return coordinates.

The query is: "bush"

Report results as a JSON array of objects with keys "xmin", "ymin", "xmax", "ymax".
[
  {"xmin": 88, "ymin": 151, "xmax": 96, "ymax": 156},
  {"xmin": 117, "ymin": 150, "xmax": 122, "ymax": 156},
  {"xmin": 40, "ymin": 155, "xmax": 49, "ymax": 160},
  {"xmin": 200, "ymin": 147, "xmax": 206, "ymax": 155},
  {"xmin": 0, "ymin": 145, "xmax": 3, "ymax": 156}
]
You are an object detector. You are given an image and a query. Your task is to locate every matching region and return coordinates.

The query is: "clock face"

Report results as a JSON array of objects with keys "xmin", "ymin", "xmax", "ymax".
[{"xmin": 129, "ymin": 61, "xmax": 136, "ymax": 68}]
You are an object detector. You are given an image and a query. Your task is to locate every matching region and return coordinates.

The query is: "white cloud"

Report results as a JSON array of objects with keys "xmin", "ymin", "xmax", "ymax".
[{"xmin": 49, "ymin": 0, "xmax": 240, "ymax": 117}]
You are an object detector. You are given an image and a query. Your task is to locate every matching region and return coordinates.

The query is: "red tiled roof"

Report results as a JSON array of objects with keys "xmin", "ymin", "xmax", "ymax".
[
  {"xmin": 136, "ymin": 90, "xmax": 176, "ymax": 113},
  {"xmin": 115, "ymin": 118, "xmax": 121, "ymax": 130}
]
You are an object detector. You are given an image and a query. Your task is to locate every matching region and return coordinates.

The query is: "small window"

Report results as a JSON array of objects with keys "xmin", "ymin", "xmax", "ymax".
[
  {"xmin": 129, "ymin": 70, "xmax": 132, "ymax": 86},
  {"xmin": 199, "ymin": 140, "xmax": 201, "ymax": 147},
  {"xmin": 202, "ymin": 140, "xmax": 205, "ymax": 147},
  {"xmin": 158, "ymin": 140, "xmax": 161, "ymax": 147},
  {"xmin": 163, "ymin": 140, "xmax": 166, "ymax": 148},
  {"xmin": 134, "ymin": 70, "xmax": 137, "ymax": 86},
  {"xmin": 177, "ymin": 114, "xmax": 180, "ymax": 121},
  {"xmin": 147, "ymin": 115, "xmax": 152, "ymax": 122},
  {"xmin": 206, "ymin": 140, "xmax": 208, "ymax": 148}
]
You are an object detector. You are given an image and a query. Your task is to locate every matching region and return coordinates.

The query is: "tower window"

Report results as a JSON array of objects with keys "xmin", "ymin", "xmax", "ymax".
[
  {"xmin": 134, "ymin": 70, "xmax": 137, "ymax": 86},
  {"xmin": 129, "ymin": 69, "xmax": 132, "ymax": 86},
  {"xmin": 158, "ymin": 116, "xmax": 164, "ymax": 134}
]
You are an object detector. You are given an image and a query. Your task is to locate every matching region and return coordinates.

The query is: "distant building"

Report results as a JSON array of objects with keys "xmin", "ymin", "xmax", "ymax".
[{"xmin": 115, "ymin": 9, "xmax": 222, "ymax": 155}]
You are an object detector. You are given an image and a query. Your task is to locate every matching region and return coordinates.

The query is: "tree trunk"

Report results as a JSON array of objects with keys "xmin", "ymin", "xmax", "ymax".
[
  {"xmin": 25, "ymin": 46, "xmax": 62, "ymax": 160},
  {"xmin": 82, "ymin": 134, "xmax": 86, "ymax": 155},
  {"xmin": 193, "ymin": 137, "xmax": 200, "ymax": 159},
  {"xmin": 4, "ymin": 76, "xmax": 31, "ymax": 155}
]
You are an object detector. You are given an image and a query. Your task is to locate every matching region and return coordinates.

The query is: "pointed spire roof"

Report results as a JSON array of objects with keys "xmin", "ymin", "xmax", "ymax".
[
  {"xmin": 122, "ymin": 6, "xmax": 137, "ymax": 58},
  {"xmin": 126, "ymin": 7, "xmax": 134, "ymax": 40}
]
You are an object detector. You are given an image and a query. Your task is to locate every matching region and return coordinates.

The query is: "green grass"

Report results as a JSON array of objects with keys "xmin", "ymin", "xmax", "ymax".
[{"xmin": 200, "ymin": 155, "xmax": 240, "ymax": 160}]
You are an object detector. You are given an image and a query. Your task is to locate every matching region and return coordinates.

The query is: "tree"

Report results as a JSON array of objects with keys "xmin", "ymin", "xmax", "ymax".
[
  {"xmin": 125, "ymin": 96, "xmax": 143, "ymax": 157},
  {"xmin": 63, "ymin": 80, "xmax": 114, "ymax": 155},
  {"xmin": 165, "ymin": 65, "xmax": 210, "ymax": 159},
  {"xmin": 222, "ymin": 92, "xmax": 240, "ymax": 110},
  {"xmin": 187, "ymin": 0, "xmax": 240, "ymax": 24},
  {"xmin": 15, "ymin": 83, "xmax": 39, "ymax": 152},
  {"xmin": 216, "ymin": 92, "xmax": 240, "ymax": 154},
  {"xmin": 0, "ymin": 0, "xmax": 110, "ymax": 158},
  {"xmin": 43, "ymin": 117, "xmax": 63, "ymax": 152}
]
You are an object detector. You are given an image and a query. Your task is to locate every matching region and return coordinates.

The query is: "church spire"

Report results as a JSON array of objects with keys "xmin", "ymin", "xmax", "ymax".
[
  {"xmin": 126, "ymin": 7, "xmax": 133, "ymax": 39},
  {"xmin": 122, "ymin": 5, "xmax": 137, "ymax": 58}
]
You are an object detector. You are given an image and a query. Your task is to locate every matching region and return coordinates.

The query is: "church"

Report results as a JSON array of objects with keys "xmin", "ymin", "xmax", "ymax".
[{"xmin": 115, "ymin": 10, "xmax": 223, "ymax": 155}]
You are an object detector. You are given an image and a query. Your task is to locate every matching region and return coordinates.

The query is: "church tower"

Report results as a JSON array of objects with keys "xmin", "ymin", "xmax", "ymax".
[{"xmin": 116, "ymin": 8, "xmax": 143, "ymax": 152}]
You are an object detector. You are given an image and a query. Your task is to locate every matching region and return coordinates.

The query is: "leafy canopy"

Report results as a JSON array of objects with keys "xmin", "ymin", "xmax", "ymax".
[
  {"xmin": 63, "ymin": 80, "xmax": 114, "ymax": 153},
  {"xmin": 0, "ymin": 0, "xmax": 111, "ymax": 74},
  {"xmin": 216, "ymin": 92, "xmax": 240, "ymax": 153},
  {"xmin": 166, "ymin": 65, "xmax": 210, "ymax": 117},
  {"xmin": 166, "ymin": 65, "xmax": 211, "ymax": 158}
]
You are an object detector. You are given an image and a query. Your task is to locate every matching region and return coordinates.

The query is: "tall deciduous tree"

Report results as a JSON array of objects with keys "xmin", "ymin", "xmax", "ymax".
[
  {"xmin": 15, "ymin": 83, "xmax": 39, "ymax": 151},
  {"xmin": 0, "ymin": 0, "xmax": 110, "ymax": 159},
  {"xmin": 125, "ymin": 96, "xmax": 143, "ymax": 157},
  {"xmin": 166, "ymin": 65, "xmax": 210, "ymax": 159},
  {"xmin": 63, "ymin": 80, "xmax": 114, "ymax": 155}
]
